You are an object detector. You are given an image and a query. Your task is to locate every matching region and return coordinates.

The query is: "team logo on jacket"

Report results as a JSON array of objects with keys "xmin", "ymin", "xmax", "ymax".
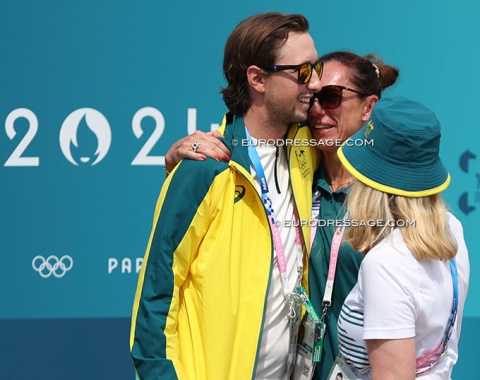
[
  {"xmin": 294, "ymin": 148, "xmax": 311, "ymax": 178},
  {"xmin": 234, "ymin": 185, "xmax": 246, "ymax": 203}
]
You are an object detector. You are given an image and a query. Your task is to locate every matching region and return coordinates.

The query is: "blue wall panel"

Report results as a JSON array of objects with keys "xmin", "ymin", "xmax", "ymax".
[{"xmin": 0, "ymin": 318, "xmax": 135, "ymax": 380}]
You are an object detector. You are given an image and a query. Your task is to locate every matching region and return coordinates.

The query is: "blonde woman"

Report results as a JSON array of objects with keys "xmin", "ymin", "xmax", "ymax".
[{"xmin": 336, "ymin": 97, "xmax": 470, "ymax": 379}]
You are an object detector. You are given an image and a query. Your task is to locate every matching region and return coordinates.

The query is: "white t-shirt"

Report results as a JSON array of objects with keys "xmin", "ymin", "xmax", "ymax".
[
  {"xmin": 338, "ymin": 213, "xmax": 470, "ymax": 380},
  {"xmin": 249, "ymin": 139, "xmax": 300, "ymax": 379}
]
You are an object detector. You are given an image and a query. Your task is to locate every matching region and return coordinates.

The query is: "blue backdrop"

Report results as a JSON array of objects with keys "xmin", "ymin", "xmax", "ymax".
[{"xmin": 1, "ymin": 1, "xmax": 478, "ymax": 378}]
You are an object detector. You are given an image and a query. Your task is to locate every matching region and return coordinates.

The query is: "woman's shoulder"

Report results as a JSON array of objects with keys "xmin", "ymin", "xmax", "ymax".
[
  {"xmin": 447, "ymin": 211, "xmax": 465, "ymax": 235},
  {"xmin": 362, "ymin": 230, "xmax": 411, "ymax": 264}
]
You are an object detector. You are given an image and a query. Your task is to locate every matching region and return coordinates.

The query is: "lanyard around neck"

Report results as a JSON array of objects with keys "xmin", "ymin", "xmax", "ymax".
[
  {"xmin": 322, "ymin": 214, "xmax": 348, "ymax": 307},
  {"xmin": 245, "ymin": 128, "xmax": 303, "ymax": 297},
  {"xmin": 416, "ymin": 259, "xmax": 459, "ymax": 373},
  {"xmin": 311, "ymin": 188, "xmax": 347, "ymax": 306},
  {"xmin": 310, "ymin": 188, "xmax": 321, "ymax": 251}
]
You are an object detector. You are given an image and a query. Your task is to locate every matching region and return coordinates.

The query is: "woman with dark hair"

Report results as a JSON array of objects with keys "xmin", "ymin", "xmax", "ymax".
[{"xmin": 306, "ymin": 51, "xmax": 398, "ymax": 379}]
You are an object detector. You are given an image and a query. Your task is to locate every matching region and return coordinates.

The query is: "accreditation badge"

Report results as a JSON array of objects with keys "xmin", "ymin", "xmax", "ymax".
[
  {"xmin": 287, "ymin": 291, "xmax": 303, "ymax": 379},
  {"xmin": 326, "ymin": 356, "xmax": 358, "ymax": 380},
  {"xmin": 290, "ymin": 287, "xmax": 324, "ymax": 380}
]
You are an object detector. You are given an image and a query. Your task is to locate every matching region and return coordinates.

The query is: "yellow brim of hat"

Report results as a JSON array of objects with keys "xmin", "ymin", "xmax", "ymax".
[{"xmin": 338, "ymin": 147, "xmax": 451, "ymax": 197}]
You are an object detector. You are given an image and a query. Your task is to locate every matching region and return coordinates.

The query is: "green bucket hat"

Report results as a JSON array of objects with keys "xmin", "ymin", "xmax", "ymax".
[{"xmin": 337, "ymin": 96, "xmax": 450, "ymax": 197}]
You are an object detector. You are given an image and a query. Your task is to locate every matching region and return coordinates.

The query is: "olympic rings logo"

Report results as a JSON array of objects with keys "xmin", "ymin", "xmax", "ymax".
[{"xmin": 32, "ymin": 255, "xmax": 74, "ymax": 278}]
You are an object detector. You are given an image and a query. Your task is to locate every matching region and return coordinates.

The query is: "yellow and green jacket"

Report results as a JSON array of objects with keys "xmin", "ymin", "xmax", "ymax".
[{"xmin": 130, "ymin": 113, "xmax": 318, "ymax": 380}]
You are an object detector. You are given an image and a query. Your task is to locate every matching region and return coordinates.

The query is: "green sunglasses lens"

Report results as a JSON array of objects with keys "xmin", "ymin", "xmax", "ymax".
[
  {"xmin": 298, "ymin": 63, "xmax": 312, "ymax": 83},
  {"xmin": 298, "ymin": 62, "xmax": 323, "ymax": 84},
  {"xmin": 314, "ymin": 62, "xmax": 323, "ymax": 80}
]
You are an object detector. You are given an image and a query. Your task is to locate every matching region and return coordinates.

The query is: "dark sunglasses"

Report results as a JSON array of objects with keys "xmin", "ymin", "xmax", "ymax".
[
  {"xmin": 259, "ymin": 61, "xmax": 324, "ymax": 84},
  {"xmin": 310, "ymin": 85, "xmax": 368, "ymax": 109}
]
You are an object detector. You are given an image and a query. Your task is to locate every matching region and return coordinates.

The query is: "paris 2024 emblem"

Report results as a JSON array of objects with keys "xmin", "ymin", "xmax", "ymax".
[{"xmin": 59, "ymin": 108, "xmax": 112, "ymax": 166}]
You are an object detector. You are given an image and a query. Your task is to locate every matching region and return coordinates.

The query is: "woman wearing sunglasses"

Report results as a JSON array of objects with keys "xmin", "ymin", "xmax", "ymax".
[
  {"xmin": 306, "ymin": 51, "xmax": 398, "ymax": 379},
  {"xmin": 163, "ymin": 51, "xmax": 399, "ymax": 379}
]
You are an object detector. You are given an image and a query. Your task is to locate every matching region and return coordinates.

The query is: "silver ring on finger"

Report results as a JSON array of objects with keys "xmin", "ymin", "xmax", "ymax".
[{"xmin": 191, "ymin": 141, "xmax": 201, "ymax": 152}]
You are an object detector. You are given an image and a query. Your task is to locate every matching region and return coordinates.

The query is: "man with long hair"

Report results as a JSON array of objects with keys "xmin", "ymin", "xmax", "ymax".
[{"xmin": 130, "ymin": 12, "xmax": 322, "ymax": 379}]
